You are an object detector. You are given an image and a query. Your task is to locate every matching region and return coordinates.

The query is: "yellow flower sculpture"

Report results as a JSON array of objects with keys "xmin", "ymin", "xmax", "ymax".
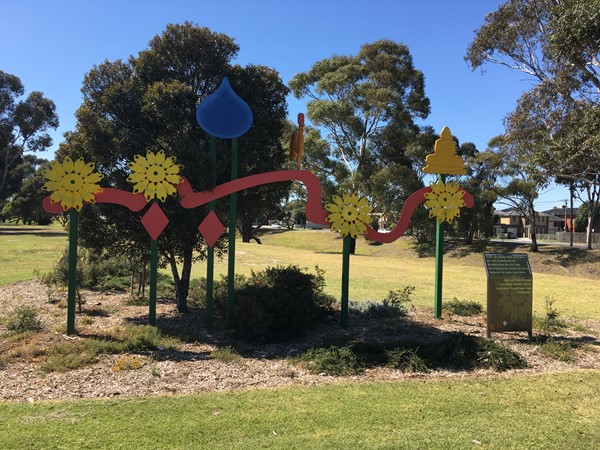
[
  {"xmin": 424, "ymin": 180, "xmax": 466, "ymax": 224},
  {"xmin": 325, "ymin": 193, "xmax": 372, "ymax": 239},
  {"xmin": 42, "ymin": 157, "xmax": 103, "ymax": 211},
  {"xmin": 127, "ymin": 150, "xmax": 182, "ymax": 202}
]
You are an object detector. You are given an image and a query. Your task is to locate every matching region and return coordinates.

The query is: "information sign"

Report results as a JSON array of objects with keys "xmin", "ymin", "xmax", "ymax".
[{"xmin": 483, "ymin": 253, "xmax": 533, "ymax": 338}]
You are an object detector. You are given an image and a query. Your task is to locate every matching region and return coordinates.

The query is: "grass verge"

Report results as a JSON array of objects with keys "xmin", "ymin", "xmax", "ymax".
[{"xmin": 0, "ymin": 371, "xmax": 598, "ymax": 449}]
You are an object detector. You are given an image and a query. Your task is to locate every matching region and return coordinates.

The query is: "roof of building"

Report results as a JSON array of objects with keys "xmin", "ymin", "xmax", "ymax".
[{"xmin": 542, "ymin": 206, "xmax": 579, "ymax": 216}]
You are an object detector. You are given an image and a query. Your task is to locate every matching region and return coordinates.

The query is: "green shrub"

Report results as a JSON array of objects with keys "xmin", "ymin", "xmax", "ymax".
[
  {"xmin": 534, "ymin": 296, "xmax": 567, "ymax": 334},
  {"xmin": 97, "ymin": 275, "xmax": 130, "ymax": 292},
  {"xmin": 210, "ymin": 346, "xmax": 242, "ymax": 362},
  {"xmin": 231, "ymin": 265, "xmax": 334, "ymax": 342},
  {"xmin": 444, "ymin": 298, "xmax": 483, "ymax": 316},
  {"xmin": 40, "ymin": 325, "xmax": 179, "ymax": 373},
  {"xmin": 477, "ymin": 340, "xmax": 528, "ymax": 371},
  {"xmin": 539, "ymin": 338, "xmax": 575, "ymax": 362},
  {"xmin": 422, "ymin": 333, "xmax": 527, "ymax": 371},
  {"xmin": 48, "ymin": 248, "xmax": 133, "ymax": 290},
  {"xmin": 124, "ymin": 296, "xmax": 150, "ymax": 306},
  {"xmin": 349, "ymin": 286, "xmax": 414, "ymax": 319},
  {"xmin": 3, "ymin": 306, "xmax": 44, "ymax": 333},
  {"xmin": 370, "ymin": 287, "xmax": 414, "ymax": 318},
  {"xmin": 385, "ymin": 348, "xmax": 429, "ymax": 373},
  {"xmin": 187, "ymin": 278, "xmax": 206, "ymax": 308},
  {"xmin": 301, "ymin": 346, "xmax": 363, "ymax": 376},
  {"xmin": 41, "ymin": 343, "xmax": 96, "ymax": 373}
]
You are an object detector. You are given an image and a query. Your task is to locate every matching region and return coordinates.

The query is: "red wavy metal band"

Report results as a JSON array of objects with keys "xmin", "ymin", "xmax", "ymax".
[
  {"xmin": 42, "ymin": 188, "xmax": 147, "ymax": 214},
  {"xmin": 365, "ymin": 187, "xmax": 474, "ymax": 243},
  {"xmin": 176, "ymin": 170, "xmax": 474, "ymax": 244},
  {"xmin": 177, "ymin": 169, "xmax": 330, "ymax": 226}
]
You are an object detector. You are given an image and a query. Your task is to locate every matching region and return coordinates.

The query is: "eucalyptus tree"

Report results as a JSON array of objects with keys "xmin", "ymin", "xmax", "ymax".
[
  {"xmin": 485, "ymin": 132, "xmax": 550, "ymax": 252},
  {"xmin": 58, "ymin": 23, "xmax": 290, "ymax": 311},
  {"xmin": 0, "ymin": 71, "xmax": 58, "ymax": 201},
  {"xmin": 466, "ymin": 0, "xmax": 600, "ymax": 248},
  {"xmin": 289, "ymin": 39, "xmax": 430, "ymax": 194}
]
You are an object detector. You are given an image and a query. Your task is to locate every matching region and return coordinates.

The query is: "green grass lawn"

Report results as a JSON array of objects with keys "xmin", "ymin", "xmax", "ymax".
[
  {"xmin": 2, "ymin": 224, "xmax": 600, "ymax": 448},
  {"xmin": 192, "ymin": 229, "xmax": 600, "ymax": 319},
  {"xmin": 1, "ymin": 371, "xmax": 599, "ymax": 449},
  {"xmin": 0, "ymin": 223, "xmax": 66, "ymax": 286},
  {"xmin": 2, "ymin": 224, "xmax": 600, "ymax": 319}
]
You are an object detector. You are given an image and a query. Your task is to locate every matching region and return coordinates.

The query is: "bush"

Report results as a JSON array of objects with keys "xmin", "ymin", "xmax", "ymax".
[
  {"xmin": 385, "ymin": 348, "xmax": 429, "ymax": 373},
  {"xmin": 301, "ymin": 346, "xmax": 363, "ymax": 376},
  {"xmin": 534, "ymin": 296, "xmax": 567, "ymax": 334},
  {"xmin": 539, "ymin": 338, "xmax": 575, "ymax": 362},
  {"xmin": 422, "ymin": 333, "xmax": 527, "ymax": 371},
  {"xmin": 231, "ymin": 265, "xmax": 334, "ymax": 342},
  {"xmin": 3, "ymin": 306, "xmax": 44, "ymax": 333},
  {"xmin": 477, "ymin": 340, "xmax": 528, "ymax": 371},
  {"xmin": 40, "ymin": 325, "xmax": 179, "ymax": 373},
  {"xmin": 444, "ymin": 298, "xmax": 483, "ymax": 316},
  {"xmin": 47, "ymin": 248, "xmax": 134, "ymax": 291},
  {"xmin": 349, "ymin": 286, "xmax": 414, "ymax": 319},
  {"xmin": 209, "ymin": 346, "xmax": 242, "ymax": 362}
]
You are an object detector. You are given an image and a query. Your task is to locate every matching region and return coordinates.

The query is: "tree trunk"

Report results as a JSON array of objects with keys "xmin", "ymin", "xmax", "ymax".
[
  {"xmin": 240, "ymin": 222, "xmax": 262, "ymax": 244},
  {"xmin": 168, "ymin": 247, "xmax": 192, "ymax": 313},
  {"xmin": 587, "ymin": 216, "xmax": 594, "ymax": 250},
  {"xmin": 586, "ymin": 199, "xmax": 599, "ymax": 250},
  {"xmin": 528, "ymin": 205, "xmax": 539, "ymax": 252},
  {"xmin": 465, "ymin": 229, "xmax": 475, "ymax": 245}
]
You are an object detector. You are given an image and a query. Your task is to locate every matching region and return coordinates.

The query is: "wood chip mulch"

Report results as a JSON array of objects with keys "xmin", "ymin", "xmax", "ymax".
[{"xmin": 1, "ymin": 280, "xmax": 599, "ymax": 403}]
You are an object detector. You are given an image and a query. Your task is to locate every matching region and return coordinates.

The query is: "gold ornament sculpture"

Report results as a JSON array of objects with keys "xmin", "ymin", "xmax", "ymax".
[{"xmin": 423, "ymin": 126, "xmax": 466, "ymax": 175}]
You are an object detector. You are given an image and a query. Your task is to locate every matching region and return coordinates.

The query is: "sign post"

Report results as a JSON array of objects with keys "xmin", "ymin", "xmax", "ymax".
[{"xmin": 483, "ymin": 253, "xmax": 533, "ymax": 338}]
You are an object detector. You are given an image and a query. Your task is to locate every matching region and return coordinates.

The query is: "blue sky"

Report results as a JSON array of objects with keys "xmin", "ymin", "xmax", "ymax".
[{"xmin": 1, "ymin": 0, "xmax": 575, "ymax": 209}]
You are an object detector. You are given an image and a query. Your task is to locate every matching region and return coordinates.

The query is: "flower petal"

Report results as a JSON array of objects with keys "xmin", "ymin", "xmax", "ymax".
[
  {"xmin": 134, "ymin": 154, "xmax": 149, "ymax": 168},
  {"xmin": 146, "ymin": 151, "xmax": 156, "ymax": 165},
  {"xmin": 128, "ymin": 172, "xmax": 148, "ymax": 183},
  {"xmin": 155, "ymin": 183, "xmax": 167, "ymax": 202},
  {"xmin": 165, "ymin": 174, "xmax": 182, "ymax": 185},
  {"xmin": 155, "ymin": 150, "xmax": 166, "ymax": 166}
]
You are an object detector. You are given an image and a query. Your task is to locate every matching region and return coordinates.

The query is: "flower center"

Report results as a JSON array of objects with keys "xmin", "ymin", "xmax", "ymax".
[
  {"xmin": 147, "ymin": 164, "xmax": 166, "ymax": 183},
  {"xmin": 342, "ymin": 204, "xmax": 359, "ymax": 222},
  {"xmin": 62, "ymin": 173, "xmax": 84, "ymax": 192},
  {"xmin": 438, "ymin": 193, "xmax": 451, "ymax": 207}
]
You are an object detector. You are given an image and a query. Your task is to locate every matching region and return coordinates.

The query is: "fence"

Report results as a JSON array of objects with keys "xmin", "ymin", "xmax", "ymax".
[{"xmin": 554, "ymin": 231, "xmax": 600, "ymax": 246}]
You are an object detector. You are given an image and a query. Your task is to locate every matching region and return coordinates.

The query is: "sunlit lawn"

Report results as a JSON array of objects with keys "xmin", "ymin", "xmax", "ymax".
[
  {"xmin": 0, "ymin": 223, "xmax": 66, "ymax": 286},
  {"xmin": 1, "ymin": 223, "xmax": 599, "ymax": 319},
  {"xmin": 1, "ymin": 371, "xmax": 599, "ymax": 449},
  {"xmin": 192, "ymin": 229, "xmax": 600, "ymax": 319}
]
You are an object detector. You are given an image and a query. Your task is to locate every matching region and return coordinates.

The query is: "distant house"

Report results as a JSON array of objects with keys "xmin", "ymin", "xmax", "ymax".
[
  {"xmin": 542, "ymin": 206, "xmax": 578, "ymax": 232},
  {"xmin": 493, "ymin": 208, "xmax": 555, "ymax": 238}
]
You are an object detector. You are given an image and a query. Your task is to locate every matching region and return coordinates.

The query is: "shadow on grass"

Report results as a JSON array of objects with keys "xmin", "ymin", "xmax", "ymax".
[
  {"xmin": 121, "ymin": 305, "xmax": 527, "ymax": 373},
  {"xmin": 0, "ymin": 229, "xmax": 66, "ymax": 237}
]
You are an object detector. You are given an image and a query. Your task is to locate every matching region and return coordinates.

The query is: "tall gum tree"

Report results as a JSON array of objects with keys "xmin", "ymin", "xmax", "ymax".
[
  {"xmin": 0, "ymin": 71, "xmax": 58, "ymax": 202},
  {"xmin": 466, "ymin": 0, "xmax": 600, "ymax": 248},
  {"xmin": 289, "ymin": 40, "xmax": 430, "ymax": 192}
]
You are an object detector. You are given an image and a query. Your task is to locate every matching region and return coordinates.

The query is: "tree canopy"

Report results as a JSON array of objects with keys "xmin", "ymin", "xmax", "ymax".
[
  {"xmin": 289, "ymin": 39, "xmax": 430, "ymax": 191},
  {"xmin": 466, "ymin": 0, "xmax": 600, "ymax": 248},
  {"xmin": 0, "ymin": 70, "xmax": 58, "ymax": 204},
  {"xmin": 57, "ymin": 23, "xmax": 290, "ymax": 310}
]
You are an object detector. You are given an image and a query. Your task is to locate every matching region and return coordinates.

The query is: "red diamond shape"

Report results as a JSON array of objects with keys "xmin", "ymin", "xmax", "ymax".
[
  {"xmin": 198, "ymin": 211, "xmax": 225, "ymax": 247},
  {"xmin": 141, "ymin": 202, "xmax": 169, "ymax": 240}
]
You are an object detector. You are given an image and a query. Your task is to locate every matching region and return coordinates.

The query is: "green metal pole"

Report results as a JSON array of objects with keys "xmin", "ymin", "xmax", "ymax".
[
  {"xmin": 226, "ymin": 138, "xmax": 238, "ymax": 328},
  {"xmin": 341, "ymin": 236, "xmax": 352, "ymax": 327},
  {"xmin": 66, "ymin": 209, "xmax": 78, "ymax": 335},
  {"xmin": 149, "ymin": 237, "xmax": 158, "ymax": 326},
  {"xmin": 434, "ymin": 174, "xmax": 446, "ymax": 318},
  {"xmin": 205, "ymin": 136, "xmax": 217, "ymax": 328}
]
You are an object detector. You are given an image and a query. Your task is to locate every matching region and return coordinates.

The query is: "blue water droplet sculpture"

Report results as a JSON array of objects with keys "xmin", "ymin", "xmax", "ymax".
[{"xmin": 196, "ymin": 77, "xmax": 253, "ymax": 138}]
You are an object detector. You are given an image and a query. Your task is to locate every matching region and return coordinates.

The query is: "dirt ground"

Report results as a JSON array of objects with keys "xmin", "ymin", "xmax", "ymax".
[{"xmin": 1, "ymin": 268, "xmax": 599, "ymax": 403}]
